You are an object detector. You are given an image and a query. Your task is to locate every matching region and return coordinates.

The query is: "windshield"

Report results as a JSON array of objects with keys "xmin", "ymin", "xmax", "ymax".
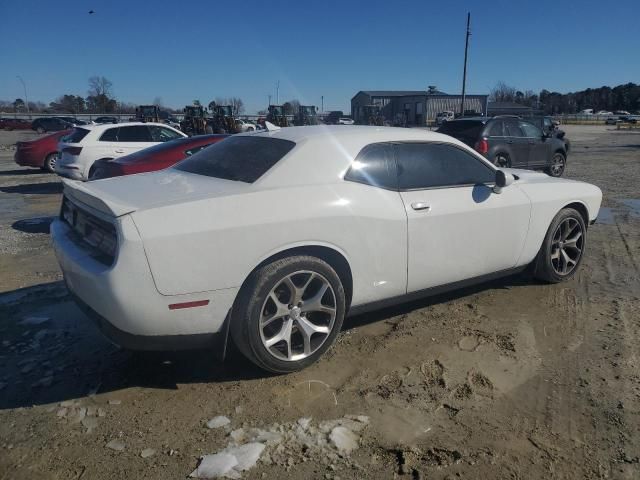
[{"xmin": 175, "ymin": 136, "xmax": 295, "ymax": 183}]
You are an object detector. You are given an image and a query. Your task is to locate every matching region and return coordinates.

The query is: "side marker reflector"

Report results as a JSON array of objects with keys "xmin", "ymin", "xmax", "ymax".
[{"xmin": 168, "ymin": 300, "xmax": 210, "ymax": 310}]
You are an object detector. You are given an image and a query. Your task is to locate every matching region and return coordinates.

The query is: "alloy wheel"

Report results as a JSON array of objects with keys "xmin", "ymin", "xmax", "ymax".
[
  {"xmin": 49, "ymin": 153, "xmax": 59, "ymax": 170},
  {"xmin": 551, "ymin": 153, "xmax": 565, "ymax": 176},
  {"xmin": 550, "ymin": 217, "xmax": 584, "ymax": 276},
  {"xmin": 259, "ymin": 270, "xmax": 337, "ymax": 362},
  {"xmin": 495, "ymin": 154, "xmax": 510, "ymax": 168}
]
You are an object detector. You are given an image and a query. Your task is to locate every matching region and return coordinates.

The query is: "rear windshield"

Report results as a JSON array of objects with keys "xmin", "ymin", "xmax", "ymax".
[
  {"xmin": 437, "ymin": 120, "xmax": 484, "ymax": 140},
  {"xmin": 174, "ymin": 136, "xmax": 295, "ymax": 183},
  {"xmin": 62, "ymin": 128, "xmax": 90, "ymax": 143}
]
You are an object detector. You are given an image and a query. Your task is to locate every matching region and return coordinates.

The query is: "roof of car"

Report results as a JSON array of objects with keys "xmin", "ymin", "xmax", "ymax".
[
  {"xmin": 244, "ymin": 125, "xmax": 459, "ymax": 144},
  {"xmin": 77, "ymin": 121, "xmax": 172, "ymax": 131}
]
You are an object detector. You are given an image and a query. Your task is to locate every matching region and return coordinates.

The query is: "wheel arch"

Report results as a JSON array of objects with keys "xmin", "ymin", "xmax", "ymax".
[
  {"xmin": 239, "ymin": 244, "xmax": 354, "ymax": 310},
  {"xmin": 562, "ymin": 201, "xmax": 589, "ymax": 227}
]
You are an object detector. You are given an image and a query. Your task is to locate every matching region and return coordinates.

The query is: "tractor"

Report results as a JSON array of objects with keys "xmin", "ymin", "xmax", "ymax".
[
  {"xmin": 208, "ymin": 103, "xmax": 238, "ymax": 133},
  {"xmin": 294, "ymin": 105, "xmax": 318, "ymax": 126},
  {"xmin": 180, "ymin": 105, "xmax": 211, "ymax": 136},
  {"xmin": 360, "ymin": 105, "xmax": 384, "ymax": 126},
  {"xmin": 135, "ymin": 105, "xmax": 161, "ymax": 123},
  {"xmin": 266, "ymin": 105, "xmax": 290, "ymax": 127}
]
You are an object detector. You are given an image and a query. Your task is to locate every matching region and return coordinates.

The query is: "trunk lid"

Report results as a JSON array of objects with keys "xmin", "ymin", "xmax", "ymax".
[{"xmin": 62, "ymin": 169, "xmax": 252, "ymax": 217}]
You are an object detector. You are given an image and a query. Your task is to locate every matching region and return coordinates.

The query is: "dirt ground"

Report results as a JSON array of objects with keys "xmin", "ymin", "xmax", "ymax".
[{"xmin": 0, "ymin": 125, "xmax": 639, "ymax": 480}]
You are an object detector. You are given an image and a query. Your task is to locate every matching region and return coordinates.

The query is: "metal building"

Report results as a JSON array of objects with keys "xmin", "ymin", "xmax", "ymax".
[{"xmin": 351, "ymin": 90, "xmax": 488, "ymax": 126}]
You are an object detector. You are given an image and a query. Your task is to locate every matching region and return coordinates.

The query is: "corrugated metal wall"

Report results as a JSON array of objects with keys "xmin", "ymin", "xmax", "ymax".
[{"xmin": 425, "ymin": 96, "xmax": 488, "ymax": 124}]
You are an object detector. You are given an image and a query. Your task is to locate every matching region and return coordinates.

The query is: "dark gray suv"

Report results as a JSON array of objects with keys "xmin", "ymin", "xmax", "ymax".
[{"xmin": 437, "ymin": 117, "xmax": 568, "ymax": 177}]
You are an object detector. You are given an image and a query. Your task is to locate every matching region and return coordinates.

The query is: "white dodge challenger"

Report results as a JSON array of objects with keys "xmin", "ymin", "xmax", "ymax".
[{"xmin": 51, "ymin": 125, "xmax": 602, "ymax": 372}]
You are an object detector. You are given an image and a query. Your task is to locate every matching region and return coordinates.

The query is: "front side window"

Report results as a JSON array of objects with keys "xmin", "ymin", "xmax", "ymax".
[
  {"xmin": 149, "ymin": 126, "xmax": 182, "ymax": 142},
  {"xmin": 117, "ymin": 125, "xmax": 152, "ymax": 142},
  {"xmin": 344, "ymin": 143, "xmax": 397, "ymax": 190},
  {"xmin": 175, "ymin": 136, "xmax": 295, "ymax": 183},
  {"xmin": 396, "ymin": 143, "xmax": 495, "ymax": 190},
  {"xmin": 520, "ymin": 121, "xmax": 542, "ymax": 138}
]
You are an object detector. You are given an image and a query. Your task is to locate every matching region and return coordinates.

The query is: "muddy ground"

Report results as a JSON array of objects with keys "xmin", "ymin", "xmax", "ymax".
[{"xmin": 0, "ymin": 125, "xmax": 639, "ymax": 479}]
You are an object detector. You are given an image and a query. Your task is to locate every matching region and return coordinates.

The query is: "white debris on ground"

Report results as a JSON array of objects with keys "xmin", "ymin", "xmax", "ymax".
[
  {"xmin": 190, "ymin": 415, "xmax": 369, "ymax": 478},
  {"xmin": 207, "ymin": 416, "xmax": 231, "ymax": 429},
  {"xmin": 141, "ymin": 448, "xmax": 156, "ymax": 458},
  {"xmin": 105, "ymin": 439, "xmax": 125, "ymax": 452}
]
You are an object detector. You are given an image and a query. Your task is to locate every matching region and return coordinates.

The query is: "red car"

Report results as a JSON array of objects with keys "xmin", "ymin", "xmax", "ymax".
[
  {"xmin": 1, "ymin": 118, "xmax": 32, "ymax": 130},
  {"xmin": 14, "ymin": 129, "xmax": 72, "ymax": 172},
  {"xmin": 90, "ymin": 134, "xmax": 229, "ymax": 180}
]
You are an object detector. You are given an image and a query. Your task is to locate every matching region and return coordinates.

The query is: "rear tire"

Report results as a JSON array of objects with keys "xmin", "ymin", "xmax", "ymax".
[
  {"xmin": 494, "ymin": 153, "xmax": 511, "ymax": 168},
  {"xmin": 230, "ymin": 255, "xmax": 346, "ymax": 373},
  {"xmin": 44, "ymin": 152, "xmax": 58, "ymax": 173},
  {"xmin": 533, "ymin": 208, "xmax": 586, "ymax": 283}
]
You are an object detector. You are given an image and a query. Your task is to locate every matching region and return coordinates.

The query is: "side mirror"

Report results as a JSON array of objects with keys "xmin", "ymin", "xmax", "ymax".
[{"xmin": 493, "ymin": 170, "xmax": 514, "ymax": 194}]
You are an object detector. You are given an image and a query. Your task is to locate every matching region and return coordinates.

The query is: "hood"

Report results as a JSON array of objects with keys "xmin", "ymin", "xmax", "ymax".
[
  {"xmin": 503, "ymin": 168, "xmax": 577, "ymax": 185},
  {"xmin": 62, "ymin": 169, "xmax": 251, "ymax": 217}
]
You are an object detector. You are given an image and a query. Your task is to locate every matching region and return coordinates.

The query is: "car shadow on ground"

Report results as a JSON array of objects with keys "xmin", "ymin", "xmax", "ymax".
[
  {"xmin": 0, "ymin": 273, "xmax": 537, "ymax": 411},
  {"xmin": 0, "ymin": 182, "xmax": 62, "ymax": 194},
  {"xmin": 11, "ymin": 216, "xmax": 55, "ymax": 234},
  {"xmin": 0, "ymin": 168, "xmax": 47, "ymax": 177}
]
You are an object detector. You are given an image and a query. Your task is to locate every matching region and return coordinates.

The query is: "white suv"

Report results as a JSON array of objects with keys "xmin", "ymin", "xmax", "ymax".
[{"xmin": 56, "ymin": 122, "xmax": 186, "ymax": 180}]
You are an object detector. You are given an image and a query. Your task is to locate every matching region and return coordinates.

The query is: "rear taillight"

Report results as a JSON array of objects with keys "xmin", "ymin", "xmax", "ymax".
[
  {"xmin": 475, "ymin": 138, "xmax": 489, "ymax": 154},
  {"xmin": 63, "ymin": 146, "xmax": 83, "ymax": 155}
]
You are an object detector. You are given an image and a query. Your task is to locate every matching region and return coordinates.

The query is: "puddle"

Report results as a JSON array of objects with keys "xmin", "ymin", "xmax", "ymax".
[
  {"xmin": 618, "ymin": 199, "xmax": 640, "ymax": 218},
  {"xmin": 597, "ymin": 207, "xmax": 616, "ymax": 225}
]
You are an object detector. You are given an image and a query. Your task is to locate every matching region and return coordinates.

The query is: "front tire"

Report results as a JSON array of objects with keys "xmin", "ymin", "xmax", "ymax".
[
  {"xmin": 230, "ymin": 255, "xmax": 346, "ymax": 373},
  {"xmin": 494, "ymin": 153, "xmax": 511, "ymax": 168},
  {"xmin": 547, "ymin": 152, "xmax": 566, "ymax": 177},
  {"xmin": 533, "ymin": 208, "xmax": 586, "ymax": 283}
]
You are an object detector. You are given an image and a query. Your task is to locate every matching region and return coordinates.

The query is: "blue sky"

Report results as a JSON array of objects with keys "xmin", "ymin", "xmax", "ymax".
[{"xmin": 1, "ymin": 0, "xmax": 638, "ymax": 114}]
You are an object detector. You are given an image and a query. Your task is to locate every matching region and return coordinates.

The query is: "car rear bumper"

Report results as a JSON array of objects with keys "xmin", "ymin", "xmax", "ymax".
[
  {"xmin": 55, "ymin": 165, "xmax": 84, "ymax": 180},
  {"xmin": 51, "ymin": 215, "xmax": 237, "ymax": 350},
  {"xmin": 14, "ymin": 150, "xmax": 43, "ymax": 167}
]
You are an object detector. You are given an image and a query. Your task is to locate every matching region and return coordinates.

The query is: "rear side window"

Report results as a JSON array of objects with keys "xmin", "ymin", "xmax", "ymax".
[
  {"xmin": 63, "ymin": 128, "xmax": 89, "ymax": 143},
  {"xmin": 505, "ymin": 121, "xmax": 525, "ymax": 137},
  {"xmin": 117, "ymin": 125, "xmax": 152, "ymax": 142},
  {"xmin": 487, "ymin": 121, "xmax": 504, "ymax": 137},
  {"xmin": 396, "ymin": 143, "xmax": 495, "ymax": 190},
  {"xmin": 100, "ymin": 128, "xmax": 119, "ymax": 141},
  {"xmin": 175, "ymin": 136, "xmax": 295, "ymax": 183},
  {"xmin": 344, "ymin": 143, "xmax": 397, "ymax": 190}
]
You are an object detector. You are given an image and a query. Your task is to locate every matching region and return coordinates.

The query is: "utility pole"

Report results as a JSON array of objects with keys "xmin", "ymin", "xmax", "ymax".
[
  {"xmin": 460, "ymin": 12, "xmax": 471, "ymax": 117},
  {"xmin": 321, "ymin": 96, "xmax": 324, "ymax": 113},
  {"xmin": 17, "ymin": 75, "xmax": 30, "ymax": 118},
  {"xmin": 276, "ymin": 80, "xmax": 280, "ymax": 105},
  {"xmin": 268, "ymin": 94, "xmax": 272, "ymax": 107}
]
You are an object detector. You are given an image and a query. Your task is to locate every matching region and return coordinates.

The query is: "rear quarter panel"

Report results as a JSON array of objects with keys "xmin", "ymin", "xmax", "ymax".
[{"xmin": 131, "ymin": 182, "xmax": 408, "ymax": 307}]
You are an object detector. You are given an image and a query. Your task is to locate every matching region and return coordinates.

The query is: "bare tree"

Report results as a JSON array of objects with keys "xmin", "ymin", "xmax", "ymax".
[
  {"xmin": 88, "ymin": 76, "xmax": 113, "ymax": 98},
  {"xmin": 489, "ymin": 81, "xmax": 517, "ymax": 103}
]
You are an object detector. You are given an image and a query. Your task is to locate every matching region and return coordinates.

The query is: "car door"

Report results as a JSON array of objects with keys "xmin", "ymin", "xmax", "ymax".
[
  {"xmin": 395, "ymin": 142, "xmax": 531, "ymax": 292},
  {"xmin": 115, "ymin": 125, "xmax": 154, "ymax": 156},
  {"xmin": 520, "ymin": 120, "xmax": 550, "ymax": 169},
  {"xmin": 503, "ymin": 120, "xmax": 529, "ymax": 168}
]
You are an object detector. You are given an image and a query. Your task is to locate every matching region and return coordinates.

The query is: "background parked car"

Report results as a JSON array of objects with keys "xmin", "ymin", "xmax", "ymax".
[
  {"xmin": 1, "ymin": 118, "xmax": 32, "ymax": 130},
  {"xmin": 435, "ymin": 111, "xmax": 455, "ymax": 125},
  {"xmin": 56, "ymin": 122, "xmax": 187, "ymax": 180},
  {"xmin": 54, "ymin": 116, "xmax": 89, "ymax": 126},
  {"xmin": 337, "ymin": 117, "xmax": 355, "ymax": 125},
  {"xmin": 93, "ymin": 116, "xmax": 119, "ymax": 124},
  {"xmin": 31, "ymin": 117, "xmax": 73, "ymax": 133},
  {"xmin": 90, "ymin": 134, "xmax": 228, "ymax": 180},
  {"xmin": 14, "ymin": 129, "xmax": 72, "ymax": 172},
  {"xmin": 525, "ymin": 115, "xmax": 571, "ymax": 153},
  {"xmin": 235, "ymin": 119, "xmax": 256, "ymax": 132},
  {"xmin": 605, "ymin": 117, "xmax": 619, "ymax": 125},
  {"xmin": 437, "ymin": 117, "xmax": 569, "ymax": 177}
]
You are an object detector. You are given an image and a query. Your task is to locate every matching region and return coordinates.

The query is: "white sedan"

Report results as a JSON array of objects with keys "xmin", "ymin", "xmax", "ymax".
[
  {"xmin": 51, "ymin": 125, "xmax": 602, "ymax": 372},
  {"xmin": 56, "ymin": 122, "xmax": 186, "ymax": 181}
]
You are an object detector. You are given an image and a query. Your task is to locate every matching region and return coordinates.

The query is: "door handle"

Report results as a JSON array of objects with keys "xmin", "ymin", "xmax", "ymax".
[
  {"xmin": 114, "ymin": 149, "xmax": 125, "ymax": 154},
  {"xmin": 411, "ymin": 202, "xmax": 431, "ymax": 211}
]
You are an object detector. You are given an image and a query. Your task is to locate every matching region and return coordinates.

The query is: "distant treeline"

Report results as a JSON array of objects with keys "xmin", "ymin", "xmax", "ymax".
[{"xmin": 491, "ymin": 81, "xmax": 640, "ymax": 114}]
